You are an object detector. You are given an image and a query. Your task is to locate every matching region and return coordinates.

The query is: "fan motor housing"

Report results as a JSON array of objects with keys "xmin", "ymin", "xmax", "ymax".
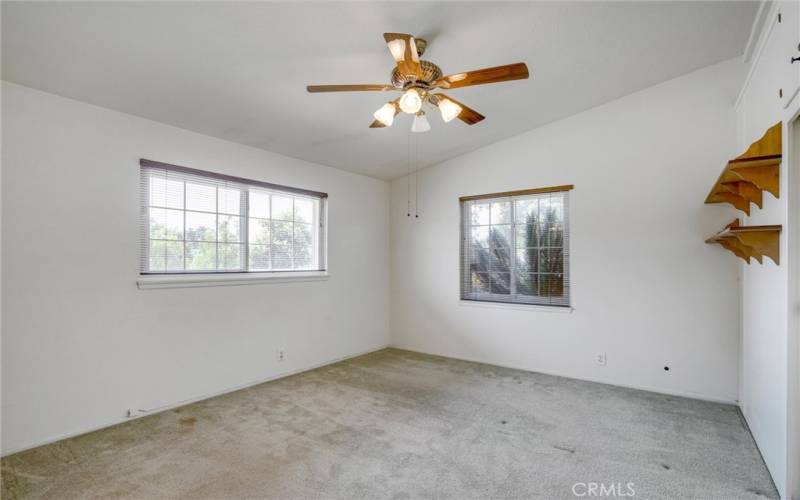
[{"xmin": 391, "ymin": 60, "xmax": 443, "ymax": 89}]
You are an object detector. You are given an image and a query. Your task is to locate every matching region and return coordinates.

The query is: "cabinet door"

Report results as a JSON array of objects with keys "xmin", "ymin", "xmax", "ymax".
[
  {"xmin": 778, "ymin": 0, "xmax": 800, "ymax": 107},
  {"xmin": 794, "ymin": 0, "xmax": 800, "ymax": 100}
]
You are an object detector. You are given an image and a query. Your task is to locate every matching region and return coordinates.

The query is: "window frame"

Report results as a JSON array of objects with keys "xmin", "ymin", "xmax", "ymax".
[
  {"xmin": 139, "ymin": 159, "xmax": 327, "ymax": 276},
  {"xmin": 459, "ymin": 185, "xmax": 572, "ymax": 308}
]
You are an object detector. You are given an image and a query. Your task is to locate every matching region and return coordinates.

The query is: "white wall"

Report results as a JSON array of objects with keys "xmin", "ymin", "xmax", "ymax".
[
  {"xmin": 390, "ymin": 58, "xmax": 744, "ymax": 404},
  {"xmin": 734, "ymin": 2, "xmax": 800, "ymax": 497},
  {"xmin": 0, "ymin": 82, "xmax": 390, "ymax": 455}
]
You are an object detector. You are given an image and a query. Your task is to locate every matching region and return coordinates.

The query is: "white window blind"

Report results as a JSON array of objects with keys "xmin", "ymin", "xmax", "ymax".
[
  {"xmin": 140, "ymin": 159, "xmax": 326, "ymax": 274},
  {"xmin": 460, "ymin": 186, "xmax": 571, "ymax": 307}
]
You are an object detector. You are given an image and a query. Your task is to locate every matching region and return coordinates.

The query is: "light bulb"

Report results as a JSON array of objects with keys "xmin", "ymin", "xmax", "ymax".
[
  {"xmin": 399, "ymin": 88, "xmax": 423, "ymax": 114},
  {"xmin": 373, "ymin": 102, "xmax": 396, "ymax": 127},
  {"xmin": 412, "ymin": 112, "xmax": 430, "ymax": 133},
  {"xmin": 438, "ymin": 98, "xmax": 462, "ymax": 123}
]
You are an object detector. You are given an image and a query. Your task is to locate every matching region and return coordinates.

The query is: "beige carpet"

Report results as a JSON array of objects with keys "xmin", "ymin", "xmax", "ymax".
[{"xmin": 1, "ymin": 348, "xmax": 778, "ymax": 499}]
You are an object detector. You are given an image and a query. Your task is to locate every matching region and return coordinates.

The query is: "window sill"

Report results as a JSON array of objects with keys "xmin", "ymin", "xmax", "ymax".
[
  {"xmin": 458, "ymin": 299, "xmax": 573, "ymax": 313},
  {"xmin": 137, "ymin": 271, "xmax": 330, "ymax": 290}
]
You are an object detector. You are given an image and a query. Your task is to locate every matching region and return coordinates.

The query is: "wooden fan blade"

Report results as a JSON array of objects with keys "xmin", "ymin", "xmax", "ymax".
[
  {"xmin": 383, "ymin": 33, "xmax": 421, "ymax": 78},
  {"xmin": 369, "ymin": 99, "xmax": 401, "ymax": 128},
  {"xmin": 307, "ymin": 84, "xmax": 396, "ymax": 93},
  {"xmin": 433, "ymin": 93, "xmax": 485, "ymax": 125},
  {"xmin": 433, "ymin": 62, "xmax": 529, "ymax": 89}
]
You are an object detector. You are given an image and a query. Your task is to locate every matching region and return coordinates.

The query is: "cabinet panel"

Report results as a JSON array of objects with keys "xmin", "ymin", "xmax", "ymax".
[{"xmin": 778, "ymin": 0, "xmax": 799, "ymax": 107}]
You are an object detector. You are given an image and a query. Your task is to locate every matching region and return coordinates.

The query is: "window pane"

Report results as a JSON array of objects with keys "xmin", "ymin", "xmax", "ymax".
[
  {"xmin": 218, "ymin": 188, "xmax": 241, "ymax": 215},
  {"xmin": 218, "ymin": 243, "xmax": 242, "ymax": 270},
  {"xmin": 470, "ymin": 203, "xmax": 489, "ymax": 226},
  {"xmin": 186, "ymin": 211, "xmax": 216, "ymax": 242},
  {"xmin": 150, "ymin": 208, "xmax": 183, "ymax": 240},
  {"xmin": 149, "ymin": 208, "xmax": 166, "ymax": 240},
  {"xmin": 272, "ymin": 195, "xmax": 293, "ymax": 221},
  {"xmin": 149, "ymin": 240, "xmax": 166, "ymax": 272},
  {"xmin": 272, "ymin": 245, "xmax": 292, "ymax": 270},
  {"xmin": 540, "ymin": 274, "xmax": 565, "ymax": 298},
  {"xmin": 490, "ymin": 200, "xmax": 511, "ymax": 224},
  {"xmin": 149, "ymin": 176, "xmax": 183, "ymax": 209},
  {"xmin": 471, "ymin": 272, "xmax": 490, "ymax": 294},
  {"xmin": 541, "ymin": 221, "xmax": 564, "ymax": 248},
  {"xmin": 249, "ymin": 244, "xmax": 271, "ymax": 271},
  {"xmin": 248, "ymin": 218, "xmax": 270, "ymax": 245},
  {"xmin": 516, "ymin": 273, "xmax": 539, "ymax": 296},
  {"xmin": 186, "ymin": 242, "xmax": 216, "ymax": 270},
  {"xmin": 515, "ymin": 198, "xmax": 538, "ymax": 223},
  {"xmin": 488, "ymin": 225, "xmax": 512, "ymax": 249},
  {"xmin": 539, "ymin": 248, "xmax": 564, "ymax": 274},
  {"xmin": 272, "ymin": 221, "xmax": 292, "ymax": 246},
  {"xmin": 186, "ymin": 182, "xmax": 216, "ymax": 212},
  {"xmin": 490, "ymin": 272, "xmax": 510, "ymax": 294},
  {"xmin": 538, "ymin": 198, "xmax": 564, "ymax": 247},
  {"xmin": 294, "ymin": 198, "xmax": 314, "ymax": 223},
  {"xmin": 516, "ymin": 248, "xmax": 538, "ymax": 274},
  {"xmin": 218, "ymin": 215, "xmax": 241, "ymax": 243},
  {"xmin": 294, "ymin": 223, "xmax": 313, "ymax": 247},
  {"xmin": 468, "ymin": 244, "xmax": 490, "ymax": 274},
  {"xmin": 489, "ymin": 248, "xmax": 511, "ymax": 273},
  {"xmin": 272, "ymin": 221, "xmax": 293, "ymax": 270},
  {"xmin": 166, "ymin": 241, "xmax": 184, "ymax": 271},
  {"xmin": 293, "ymin": 244, "xmax": 313, "ymax": 269},
  {"xmin": 515, "ymin": 220, "xmax": 539, "ymax": 248},
  {"xmin": 249, "ymin": 190, "xmax": 270, "ymax": 218},
  {"xmin": 471, "ymin": 226, "xmax": 490, "ymax": 248}
]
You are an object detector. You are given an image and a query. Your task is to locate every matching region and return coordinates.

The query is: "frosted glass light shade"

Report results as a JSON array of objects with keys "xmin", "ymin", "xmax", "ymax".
[
  {"xmin": 373, "ymin": 102, "xmax": 396, "ymax": 126},
  {"xmin": 399, "ymin": 89, "xmax": 423, "ymax": 114},
  {"xmin": 438, "ymin": 98, "xmax": 462, "ymax": 123},
  {"xmin": 412, "ymin": 113, "xmax": 430, "ymax": 133},
  {"xmin": 387, "ymin": 39, "xmax": 406, "ymax": 62}
]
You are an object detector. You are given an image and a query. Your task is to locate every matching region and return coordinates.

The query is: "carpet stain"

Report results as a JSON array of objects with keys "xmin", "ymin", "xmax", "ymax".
[{"xmin": 179, "ymin": 416, "xmax": 197, "ymax": 427}]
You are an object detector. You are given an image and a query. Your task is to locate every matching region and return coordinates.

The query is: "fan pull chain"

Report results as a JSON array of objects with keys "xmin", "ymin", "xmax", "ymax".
[
  {"xmin": 407, "ymin": 130, "xmax": 411, "ymax": 217},
  {"xmin": 415, "ymin": 132, "xmax": 419, "ymax": 218}
]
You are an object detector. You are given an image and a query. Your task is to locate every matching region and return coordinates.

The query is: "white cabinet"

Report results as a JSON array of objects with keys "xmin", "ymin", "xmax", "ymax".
[{"xmin": 776, "ymin": 0, "xmax": 799, "ymax": 107}]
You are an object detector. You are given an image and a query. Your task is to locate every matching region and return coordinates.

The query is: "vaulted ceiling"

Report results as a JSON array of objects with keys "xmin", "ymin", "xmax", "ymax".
[{"xmin": 2, "ymin": 1, "xmax": 758, "ymax": 180}]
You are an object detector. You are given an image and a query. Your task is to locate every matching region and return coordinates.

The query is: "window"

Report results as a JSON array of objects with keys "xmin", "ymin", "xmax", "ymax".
[
  {"xmin": 140, "ymin": 159, "xmax": 326, "ymax": 274},
  {"xmin": 460, "ymin": 185, "xmax": 571, "ymax": 307}
]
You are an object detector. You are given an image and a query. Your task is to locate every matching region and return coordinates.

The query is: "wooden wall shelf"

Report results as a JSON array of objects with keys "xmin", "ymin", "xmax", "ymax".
[
  {"xmin": 705, "ymin": 122, "xmax": 781, "ymax": 215},
  {"xmin": 705, "ymin": 219, "xmax": 782, "ymax": 265}
]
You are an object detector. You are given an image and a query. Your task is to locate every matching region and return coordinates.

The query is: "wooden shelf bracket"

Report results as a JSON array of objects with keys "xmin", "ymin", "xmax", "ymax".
[
  {"xmin": 705, "ymin": 219, "xmax": 782, "ymax": 265},
  {"xmin": 705, "ymin": 122, "xmax": 781, "ymax": 214}
]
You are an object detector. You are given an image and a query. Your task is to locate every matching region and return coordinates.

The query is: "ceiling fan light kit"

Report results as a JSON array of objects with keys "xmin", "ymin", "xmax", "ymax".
[
  {"xmin": 399, "ymin": 88, "xmax": 423, "ymax": 114},
  {"xmin": 412, "ymin": 112, "xmax": 431, "ymax": 133},
  {"xmin": 437, "ymin": 97, "xmax": 461, "ymax": 123},
  {"xmin": 307, "ymin": 33, "xmax": 529, "ymax": 132},
  {"xmin": 373, "ymin": 102, "xmax": 397, "ymax": 127}
]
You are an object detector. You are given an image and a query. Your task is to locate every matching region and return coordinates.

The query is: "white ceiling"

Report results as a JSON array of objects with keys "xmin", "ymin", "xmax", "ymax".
[{"xmin": 2, "ymin": 1, "xmax": 757, "ymax": 180}]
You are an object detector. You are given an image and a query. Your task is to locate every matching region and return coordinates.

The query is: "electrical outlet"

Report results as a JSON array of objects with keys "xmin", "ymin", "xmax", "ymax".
[
  {"xmin": 278, "ymin": 348, "xmax": 286, "ymax": 362},
  {"xmin": 595, "ymin": 352, "xmax": 607, "ymax": 366}
]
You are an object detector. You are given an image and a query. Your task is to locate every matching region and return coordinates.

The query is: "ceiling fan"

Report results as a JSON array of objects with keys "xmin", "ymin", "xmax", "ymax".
[{"xmin": 306, "ymin": 33, "xmax": 529, "ymax": 132}]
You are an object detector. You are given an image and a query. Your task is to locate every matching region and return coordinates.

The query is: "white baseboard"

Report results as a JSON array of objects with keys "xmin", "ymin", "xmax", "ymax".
[
  {"xmin": 388, "ymin": 344, "xmax": 739, "ymax": 405},
  {"xmin": 2, "ymin": 344, "xmax": 389, "ymax": 457}
]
